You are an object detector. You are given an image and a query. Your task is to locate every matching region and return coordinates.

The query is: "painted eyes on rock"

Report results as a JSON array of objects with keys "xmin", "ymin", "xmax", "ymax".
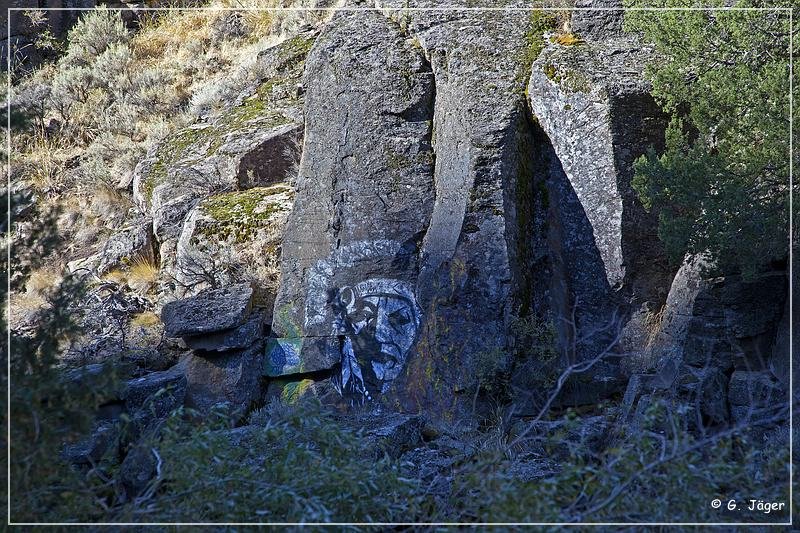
[
  {"xmin": 347, "ymin": 302, "xmax": 377, "ymax": 324},
  {"xmin": 387, "ymin": 309, "xmax": 411, "ymax": 330}
]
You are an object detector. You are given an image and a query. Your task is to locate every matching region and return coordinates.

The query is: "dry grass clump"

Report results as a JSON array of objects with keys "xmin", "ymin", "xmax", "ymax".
[
  {"xmin": 9, "ymin": 265, "xmax": 62, "ymax": 328},
  {"xmin": 130, "ymin": 310, "xmax": 161, "ymax": 329},
  {"xmin": 102, "ymin": 268, "xmax": 128, "ymax": 285},
  {"xmin": 550, "ymin": 32, "xmax": 583, "ymax": 46},
  {"xmin": 132, "ymin": 10, "xmax": 218, "ymax": 59},
  {"xmin": 643, "ymin": 304, "xmax": 666, "ymax": 349},
  {"xmin": 16, "ymin": 129, "xmax": 77, "ymax": 195},
  {"xmin": 90, "ymin": 183, "xmax": 134, "ymax": 227},
  {"xmin": 128, "ymin": 255, "xmax": 160, "ymax": 294},
  {"xmin": 24, "ymin": 265, "xmax": 63, "ymax": 296},
  {"xmin": 101, "ymin": 255, "xmax": 159, "ymax": 294}
]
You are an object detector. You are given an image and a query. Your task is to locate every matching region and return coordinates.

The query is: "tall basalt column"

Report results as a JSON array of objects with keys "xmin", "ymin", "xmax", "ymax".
[
  {"xmin": 527, "ymin": 10, "xmax": 670, "ymax": 387},
  {"xmin": 270, "ymin": 6, "xmax": 539, "ymax": 416},
  {"xmin": 269, "ymin": 11, "xmax": 437, "ymax": 402}
]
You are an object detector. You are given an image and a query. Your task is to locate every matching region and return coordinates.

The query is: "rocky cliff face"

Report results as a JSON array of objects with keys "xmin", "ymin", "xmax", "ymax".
[
  {"xmin": 268, "ymin": 4, "xmax": 546, "ymax": 414},
  {"xmin": 259, "ymin": 2, "xmax": 790, "ymax": 419},
  {"xmin": 43, "ymin": 2, "xmax": 789, "ymax": 426},
  {"xmin": 524, "ymin": 7, "xmax": 675, "ymax": 408}
]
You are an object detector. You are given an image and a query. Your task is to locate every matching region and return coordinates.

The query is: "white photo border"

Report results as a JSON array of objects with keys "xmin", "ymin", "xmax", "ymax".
[{"xmin": 5, "ymin": 4, "xmax": 794, "ymax": 527}]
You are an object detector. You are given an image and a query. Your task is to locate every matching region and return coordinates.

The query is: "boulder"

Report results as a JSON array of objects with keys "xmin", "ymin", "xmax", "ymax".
[
  {"xmin": 118, "ymin": 444, "xmax": 158, "ymax": 500},
  {"xmin": 131, "ymin": 34, "xmax": 312, "ymax": 272},
  {"xmin": 181, "ymin": 342, "xmax": 264, "ymax": 418},
  {"xmin": 634, "ymin": 255, "xmax": 786, "ymax": 392},
  {"xmin": 183, "ymin": 311, "xmax": 265, "ymax": 353},
  {"xmin": 66, "ymin": 221, "xmax": 155, "ymax": 276},
  {"xmin": 160, "ymin": 283, "xmax": 254, "ymax": 338},
  {"xmin": 263, "ymin": 375, "xmax": 340, "ymax": 406},
  {"xmin": 728, "ymin": 371, "xmax": 784, "ymax": 408},
  {"xmin": 681, "ymin": 273, "xmax": 786, "ymax": 372},
  {"xmin": 123, "ymin": 365, "xmax": 187, "ymax": 419},
  {"xmin": 676, "ymin": 365, "xmax": 728, "ymax": 427},
  {"xmin": 172, "ymin": 185, "xmax": 293, "ymax": 298},
  {"xmin": 635, "ymin": 254, "xmax": 712, "ymax": 375},
  {"xmin": 363, "ymin": 413, "xmax": 426, "ymax": 459},
  {"xmin": 97, "ymin": 222, "xmax": 156, "ymax": 275},
  {"xmin": 552, "ymin": 361, "xmax": 626, "ymax": 408},
  {"xmin": 768, "ymin": 292, "xmax": 794, "ymax": 389},
  {"xmin": 62, "ymin": 422, "xmax": 118, "ymax": 466}
]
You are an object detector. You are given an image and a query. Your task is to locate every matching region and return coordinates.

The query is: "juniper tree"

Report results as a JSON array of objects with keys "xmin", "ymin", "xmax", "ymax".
[{"xmin": 624, "ymin": 1, "xmax": 798, "ymax": 277}]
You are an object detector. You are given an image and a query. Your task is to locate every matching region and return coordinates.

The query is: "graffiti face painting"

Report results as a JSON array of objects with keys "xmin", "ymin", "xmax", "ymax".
[{"xmin": 331, "ymin": 279, "xmax": 421, "ymax": 401}]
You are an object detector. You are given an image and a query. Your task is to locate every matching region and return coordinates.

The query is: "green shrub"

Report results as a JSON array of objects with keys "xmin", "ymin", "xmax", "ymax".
[
  {"xmin": 7, "ymin": 190, "xmax": 124, "ymax": 522},
  {"xmin": 440, "ymin": 400, "xmax": 789, "ymax": 523},
  {"xmin": 61, "ymin": 7, "xmax": 129, "ymax": 67},
  {"xmin": 625, "ymin": 3, "xmax": 795, "ymax": 277},
  {"xmin": 125, "ymin": 400, "xmax": 426, "ymax": 523}
]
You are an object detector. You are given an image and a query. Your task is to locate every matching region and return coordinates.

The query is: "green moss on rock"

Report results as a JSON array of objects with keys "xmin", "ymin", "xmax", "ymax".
[
  {"xmin": 140, "ymin": 34, "xmax": 314, "ymax": 205},
  {"xmin": 144, "ymin": 127, "xmax": 213, "ymax": 203},
  {"xmin": 196, "ymin": 185, "xmax": 292, "ymax": 244},
  {"xmin": 517, "ymin": 11, "xmax": 558, "ymax": 93}
]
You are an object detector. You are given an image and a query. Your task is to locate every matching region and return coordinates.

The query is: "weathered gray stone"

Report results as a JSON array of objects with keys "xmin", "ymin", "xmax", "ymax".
[
  {"xmin": 571, "ymin": 0, "xmax": 624, "ymax": 41},
  {"xmin": 553, "ymin": 360, "xmax": 626, "ymax": 408},
  {"xmin": 130, "ymin": 34, "xmax": 311, "ymax": 273},
  {"xmin": 172, "ymin": 185, "xmax": 293, "ymax": 298},
  {"xmin": 637, "ymin": 254, "xmax": 712, "ymax": 375},
  {"xmin": 682, "ymin": 273, "xmax": 786, "ymax": 371},
  {"xmin": 728, "ymin": 371, "xmax": 784, "ymax": 407},
  {"xmin": 272, "ymin": 10, "xmax": 437, "ymax": 384},
  {"xmin": 363, "ymin": 412, "xmax": 426, "ymax": 459},
  {"xmin": 118, "ymin": 444, "xmax": 158, "ymax": 499},
  {"xmin": 123, "ymin": 365, "xmax": 187, "ymax": 419},
  {"xmin": 184, "ymin": 311, "xmax": 264, "ymax": 353},
  {"xmin": 769, "ymin": 281, "xmax": 795, "ymax": 389},
  {"xmin": 272, "ymin": 10, "xmax": 436, "ymax": 341},
  {"xmin": 181, "ymin": 342, "xmax": 264, "ymax": 418},
  {"xmin": 527, "ymin": 28, "xmax": 671, "ymax": 365},
  {"xmin": 62, "ymin": 422, "xmax": 118, "ymax": 466},
  {"xmin": 97, "ymin": 222, "xmax": 156, "ymax": 275},
  {"xmin": 677, "ymin": 365, "xmax": 728, "ymax": 426},
  {"xmin": 161, "ymin": 283, "xmax": 254, "ymax": 338},
  {"xmin": 65, "ymin": 221, "xmax": 155, "ymax": 277},
  {"xmin": 273, "ymin": 5, "xmax": 541, "ymax": 416},
  {"xmin": 633, "ymin": 256, "xmax": 786, "ymax": 398}
]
